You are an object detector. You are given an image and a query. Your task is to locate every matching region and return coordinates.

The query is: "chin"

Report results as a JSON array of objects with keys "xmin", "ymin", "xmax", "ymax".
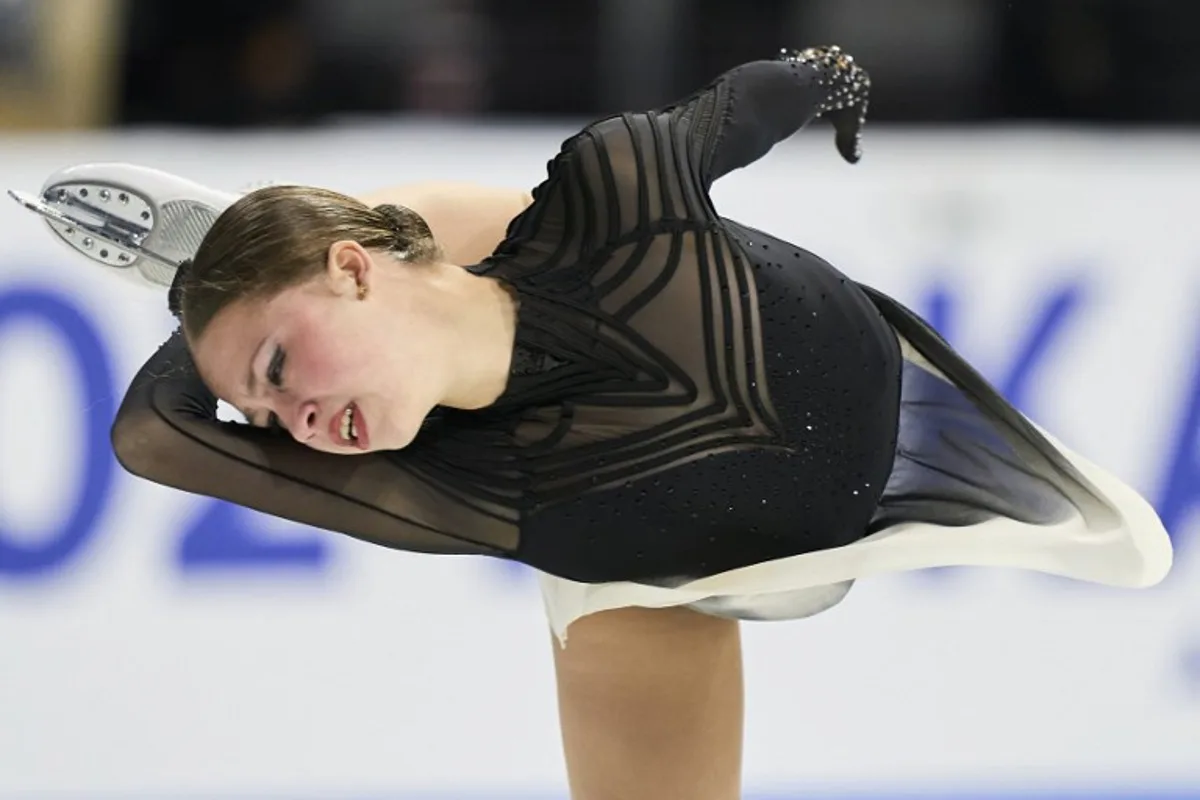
[
  {"xmin": 382, "ymin": 424, "xmax": 422, "ymax": 452},
  {"xmin": 358, "ymin": 416, "xmax": 422, "ymax": 453}
]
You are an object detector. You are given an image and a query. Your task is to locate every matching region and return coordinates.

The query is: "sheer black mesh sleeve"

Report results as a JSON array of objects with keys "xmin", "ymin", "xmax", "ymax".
[
  {"xmin": 576, "ymin": 47, "xmax": 870, "ymax": 232},
  {"xmin": 678, "ymin": 47, "xmax": 871, "ymax": 187},
  {"xmin": 486, "ymin": 47, "xmax": 870, "ymax": 271},
  {"xmin": 111, "ymin": 330, "xmax": 517, "ymax": 557}
]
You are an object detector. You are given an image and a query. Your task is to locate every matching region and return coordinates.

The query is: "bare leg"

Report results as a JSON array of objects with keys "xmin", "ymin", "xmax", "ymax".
[
  {"xmin": 552, "ymin": 606, "xmax": 744, "ymax": 800},
  {"xmin": 10, "ymin": 164, "xmax": 532, "ymax": 288}
]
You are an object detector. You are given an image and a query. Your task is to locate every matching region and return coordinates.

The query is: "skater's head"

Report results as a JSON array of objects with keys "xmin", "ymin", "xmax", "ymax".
[
  {"xmin": 178, "ymin": 185, "xmax": 440, "ymax": 337},
  {"xmin": 178, "ymin": 185, "xmax": 507, "ymax": 455}
]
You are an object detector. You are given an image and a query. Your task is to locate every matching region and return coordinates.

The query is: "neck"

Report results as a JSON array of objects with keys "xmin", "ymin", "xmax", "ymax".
[{"xmin": 428, "ymin": 262, "xmax": 517, "ymax": 409}]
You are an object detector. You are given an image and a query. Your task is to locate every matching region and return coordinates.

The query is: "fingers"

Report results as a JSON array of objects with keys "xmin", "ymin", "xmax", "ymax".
[
  {"xmin": 778, "ymin": 45, "xmax": 871, "ymax": 164},
  {"xmin": 830, "ymin": 99, "xmax": 868, "ymax": 164}
]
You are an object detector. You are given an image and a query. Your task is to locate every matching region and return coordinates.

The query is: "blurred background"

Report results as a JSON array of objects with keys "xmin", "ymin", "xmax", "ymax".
[
  {"xmin": 1, "ymin": 1, "xmax": 1199, "ymax": 798},
  {"xmin": 6, "ymin": 0, "xmax": 1200, "ymax": 129}
]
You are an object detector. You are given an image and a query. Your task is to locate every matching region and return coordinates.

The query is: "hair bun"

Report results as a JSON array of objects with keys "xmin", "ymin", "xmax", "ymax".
[
  {"xmin": 372, "ymin": 203, "xmax": 439, "ymax": 261},
  {"xmin": 372, "ymin": 204, "xmax": 412, "ymax": 235}
]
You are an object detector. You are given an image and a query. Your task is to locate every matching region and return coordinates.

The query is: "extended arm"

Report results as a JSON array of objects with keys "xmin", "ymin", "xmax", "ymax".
[
  {"xmin": 542, "ymin": 46, "xmax": 871, "ymax": 242},
  {"xmin": 111, "ymin": 331, "xmax": 518, "ymax": 556},
  {"xmin": 673, "ymin": 46, "xmax": 871, "ymax": 188}
]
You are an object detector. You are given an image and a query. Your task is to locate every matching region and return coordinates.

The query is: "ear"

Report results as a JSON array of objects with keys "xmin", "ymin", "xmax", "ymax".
[{"xmin": 325, "ymin": 240, "xmax": 372, "ymax": 298}]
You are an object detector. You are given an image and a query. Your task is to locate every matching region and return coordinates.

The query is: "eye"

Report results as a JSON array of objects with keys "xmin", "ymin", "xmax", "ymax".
[
  {"xmin": 266, "ymin": 346, "xmax": 286, "ymax": 388},
  {"xmin": 266, "ymin": 412, "xmax": 287, "ymax": 433}
]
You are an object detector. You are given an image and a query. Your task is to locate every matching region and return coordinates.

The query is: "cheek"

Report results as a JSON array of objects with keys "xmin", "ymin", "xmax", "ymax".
[
  {"xmin": 284, "ymin": 309, "xmax": 387, "ymax": 396},
  {"xmin": 284, "ymin": 318, "xmax": 355, "ymax": 395}
]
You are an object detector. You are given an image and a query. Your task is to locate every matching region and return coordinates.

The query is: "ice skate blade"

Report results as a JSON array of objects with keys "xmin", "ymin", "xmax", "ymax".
[{"xmin": 8, "ymin": 184, "xmax": 181, "ymax": 285}]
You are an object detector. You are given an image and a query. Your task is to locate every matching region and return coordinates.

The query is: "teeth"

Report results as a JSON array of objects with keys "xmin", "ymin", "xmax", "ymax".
[{"xmin": 340, "ymin": 406, "xmax": 354, "ymax": 441}]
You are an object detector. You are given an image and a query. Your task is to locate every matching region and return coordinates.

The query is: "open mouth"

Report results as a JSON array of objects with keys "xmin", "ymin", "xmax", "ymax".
[{"xmin": 331, "ymin": 402, "xmax": 370, "ymax": 450}]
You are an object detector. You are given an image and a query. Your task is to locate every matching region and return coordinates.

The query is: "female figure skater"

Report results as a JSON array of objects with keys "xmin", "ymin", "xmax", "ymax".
[{"xmin": 12, "ymin": 47, "xmax": 1171, "ymax": 800}]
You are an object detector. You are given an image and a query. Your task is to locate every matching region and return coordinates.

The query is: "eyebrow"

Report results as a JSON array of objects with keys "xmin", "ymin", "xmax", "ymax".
[{"xmin": 241, "ymin": 337, "xmax": 267, "ymax": 426}]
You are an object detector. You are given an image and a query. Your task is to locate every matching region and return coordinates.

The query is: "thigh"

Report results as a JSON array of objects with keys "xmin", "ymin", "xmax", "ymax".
[{"xmin": 551, "ymin": 606, "xmax": 744, "ymax": 800}]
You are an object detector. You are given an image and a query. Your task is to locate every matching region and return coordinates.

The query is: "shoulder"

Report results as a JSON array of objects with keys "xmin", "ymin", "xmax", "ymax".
[
  {"xmin": 357, "ymin": 181, "xmax": 533, "ymax": 266},
  {"xmin": 540, "ymin": 112, "xmax": 669, "ymax": 197},
  {"xmin": 554, "ymin": 113, "xmax": 662, "ymax": 163}
]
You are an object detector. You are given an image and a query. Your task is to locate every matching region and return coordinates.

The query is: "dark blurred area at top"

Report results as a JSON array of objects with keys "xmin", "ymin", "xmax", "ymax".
[{"xmin": 4, "ymin": 0, "xmax": 1200, "ymax": 129}]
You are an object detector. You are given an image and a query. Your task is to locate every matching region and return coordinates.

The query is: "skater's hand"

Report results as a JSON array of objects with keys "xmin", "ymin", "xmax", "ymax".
[{"xmin": 778, "ymin": 46, "xmax": 871, "ymax": 164}]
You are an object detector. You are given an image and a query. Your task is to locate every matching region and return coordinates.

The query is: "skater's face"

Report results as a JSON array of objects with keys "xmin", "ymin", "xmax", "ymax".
[{"xmin": 190, "ymin": 241, "xmax": 450, "ymax": 454}]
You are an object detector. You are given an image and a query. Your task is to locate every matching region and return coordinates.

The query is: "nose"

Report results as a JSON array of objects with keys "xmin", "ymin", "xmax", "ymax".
[{"xmin": 286, "ymin": 398, "xmax": 321, "ymax": 443}]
